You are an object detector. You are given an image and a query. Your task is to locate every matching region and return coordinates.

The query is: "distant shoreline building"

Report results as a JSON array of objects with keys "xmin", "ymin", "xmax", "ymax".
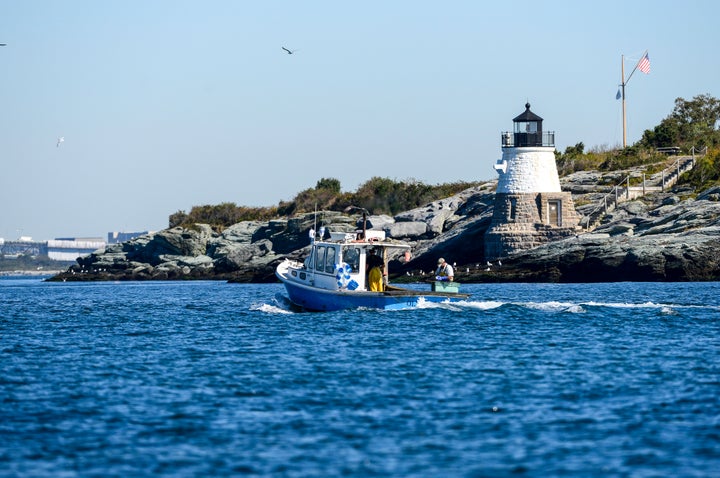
[
  {"xmin": 0, "ymin": 231, "xmax": 150, "ymax": 261},
  {"xmin": 484, "ymin": 103, "xmax": 581, "ymax": 260},
  {"xmin": 0, "ymin": 237, "xmax": 46, "ymax": 258},
  {"xmin": 47, "ymin": 238, "xmax": 106, "ymax": 261}
]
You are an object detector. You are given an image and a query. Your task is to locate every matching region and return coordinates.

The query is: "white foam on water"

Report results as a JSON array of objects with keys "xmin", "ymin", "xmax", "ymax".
[
  {"xmin": 523, "ymin": 301, "xmax": 578, "ymax": 312},
  {"xmin": 458, "ymin": 300, "xmax": 505, "ymax": 311},
  {"xmin": 250, "ymin": 302, "xmax": 293, "ymax": 314},
  {"xmin": 250, "ymin": 294, "xmax": 296, "ymax": 314},
  {"xmin": 582, "ymin": 301, "xmax": 720, "ymax": 311},
  {"xmin": 525, "ymin": 300, "xmax": 720, "ymax": 313},
  {"xmin": 415, "ymin": 297, "xmax": 462, "ymax": 311},
  {"xmin": 584, "ymin": 301, "xmax": 665, "ymax": 309}
]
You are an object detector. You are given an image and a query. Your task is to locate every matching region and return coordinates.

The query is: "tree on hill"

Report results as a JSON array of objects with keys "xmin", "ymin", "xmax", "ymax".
[
  {"xmin": 169, "ymin": 203, "xmax": 278, "ymax": 230},
  {"xmin": 640, "ymin": 93, "xmax": 720, "ymax": 149},
  {"xmin": 682, "ymin": 147, "xmax": 720, "ymax": 190},
  {"xmin": 555, "ymin": 141, "xmax": 656, "ymax": 175},
  {"xmin": 277, "ymin": 178, "xmax": 352, "ymax": 216},
  {"xmin": 169, "ymin": 176, "xmax": 481, "ymax": 230}
]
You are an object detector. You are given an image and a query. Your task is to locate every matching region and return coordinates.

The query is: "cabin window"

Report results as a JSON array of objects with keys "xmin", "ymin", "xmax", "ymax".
[
  {"xmin": 315, "ymin": 246, "xmax": 326, "ymax": 272},
  {"xmin": 325, "ymin": 247, "xmax": 336, "ymax": 273},
  {"xmin": 342, "ymin": 247, "xmax": 360, "ymax": 273}
]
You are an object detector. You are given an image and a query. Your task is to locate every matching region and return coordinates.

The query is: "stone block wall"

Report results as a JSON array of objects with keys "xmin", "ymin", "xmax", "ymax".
[
  {"xmin": 537, "ymin": 192, "xmax": 581, "ymax": 228},
  {"xmin": 484, "ymin": 227, "xmax": 579, "ymax": 260},
  {"xmin": 484, "ymin": 192, "xmax": 581, "ymax": 260}
]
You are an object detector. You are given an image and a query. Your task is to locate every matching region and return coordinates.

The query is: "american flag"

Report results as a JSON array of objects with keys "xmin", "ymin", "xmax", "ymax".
[{"xmin": 638, "ymin": 52, "xmax": 650, "ymax": 74}]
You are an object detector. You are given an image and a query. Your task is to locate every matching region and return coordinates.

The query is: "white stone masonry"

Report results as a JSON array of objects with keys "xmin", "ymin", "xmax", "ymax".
[{"xmin": 495, "ymin": 146, "xmax": 561, "ymax": 194}]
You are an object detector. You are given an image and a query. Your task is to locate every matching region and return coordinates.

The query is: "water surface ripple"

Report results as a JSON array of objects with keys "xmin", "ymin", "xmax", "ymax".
[{"xmin": 1, "ymin": 279, "xmax": 718, "ymax": 476}]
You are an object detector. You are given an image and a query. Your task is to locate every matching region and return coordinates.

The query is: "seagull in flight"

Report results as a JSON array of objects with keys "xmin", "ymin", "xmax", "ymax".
[
  {"xmin": 56, "ymin": 136, "xmax": 64, "ymax": 147},
  {"xmin": 0, "ymin": 43, "xmax": 7, "ymax": 46},
  {"xmin": 282, "ymin": 46, "xmax": 297, "ymax": 55}
]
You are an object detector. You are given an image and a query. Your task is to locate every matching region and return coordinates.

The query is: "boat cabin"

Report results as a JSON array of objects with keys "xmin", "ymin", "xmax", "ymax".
[{"xmin": 284, "ymin": 230, "xmax": 410, "ymax": 292}]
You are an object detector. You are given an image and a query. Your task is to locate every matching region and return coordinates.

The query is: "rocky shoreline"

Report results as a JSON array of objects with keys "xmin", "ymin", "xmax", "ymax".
[{"xmin": 48, "ymin": 174, "xmax": 720, "ymax": 283}]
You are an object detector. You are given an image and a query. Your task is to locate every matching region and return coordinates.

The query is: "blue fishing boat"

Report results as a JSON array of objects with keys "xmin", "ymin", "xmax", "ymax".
[{"xmin": 275, "ymin": 228, "xmax": 468, "ymax": 312}]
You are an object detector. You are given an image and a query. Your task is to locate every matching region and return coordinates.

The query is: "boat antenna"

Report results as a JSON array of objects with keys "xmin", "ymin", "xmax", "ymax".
[{"xmin": 313, "ymin": 203, "xmax": 317, "ymax": 241}]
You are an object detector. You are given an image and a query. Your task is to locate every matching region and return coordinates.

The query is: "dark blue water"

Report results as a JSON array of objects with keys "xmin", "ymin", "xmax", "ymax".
[{"xmin": 1, "ymin": 278, "xmax": 719, "ymax": 477}]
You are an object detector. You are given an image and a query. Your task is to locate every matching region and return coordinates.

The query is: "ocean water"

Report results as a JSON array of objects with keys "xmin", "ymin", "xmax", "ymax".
[{"xmin": 1, "ymin": 278, "xmax": 719, "ymax": 477}]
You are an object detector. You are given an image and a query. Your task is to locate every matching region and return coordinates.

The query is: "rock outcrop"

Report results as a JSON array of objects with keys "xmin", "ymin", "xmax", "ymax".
[
  {"xmin": 465, "ymin": 185, "xmax": 720, "ymax": 282},
  {"xmin": 48, "ymin": 179, "xmax": 720, "ymax": 283}
]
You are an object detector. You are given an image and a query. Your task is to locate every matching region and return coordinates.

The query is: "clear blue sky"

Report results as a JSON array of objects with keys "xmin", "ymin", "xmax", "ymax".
[{"xmin": 1, "ymin": 0, "xmax": 718, "ymax": 241}]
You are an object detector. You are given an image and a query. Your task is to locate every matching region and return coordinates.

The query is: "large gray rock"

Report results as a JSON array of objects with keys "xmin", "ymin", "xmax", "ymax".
[
  {"xmin": 387, "ymin": 221, "xmax": 427, "ymax": 239},
  {"xmin": 126, "ymin": 226, "xmax": 214, "ymax": 265},
  {"xmin": 367, "ymin": 214, "xmax": 395, "ymax": 231},
  {"xmin": 395, "ymin": 197, "xmax": 463, "ymax": 236},
  {"xmin": 214, "ymin": 239, "xmax": 277, "ymax": 273},
  {"xmin": 492, "ymin": 232, "xmax": 720, "ymax": 282},
  {"xmin": 221, "ymin": 222, "xmax": 265, "ymax": 243}
]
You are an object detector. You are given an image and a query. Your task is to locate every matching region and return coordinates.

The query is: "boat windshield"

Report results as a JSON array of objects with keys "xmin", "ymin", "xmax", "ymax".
[{"xmin": 342, "ymin": 247, "xmax": 361, "ymax": 273}]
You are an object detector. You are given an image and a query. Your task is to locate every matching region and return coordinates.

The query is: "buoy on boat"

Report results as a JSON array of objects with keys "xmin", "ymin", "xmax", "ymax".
[{"xmin": 335, "ymin": 263, "xmax": 352, "ymax": 288}]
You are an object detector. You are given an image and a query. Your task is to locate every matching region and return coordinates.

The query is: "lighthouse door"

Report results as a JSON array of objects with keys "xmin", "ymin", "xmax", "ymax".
[{"xmin": 548, "ymin": 200, "xmax": 560, "ymax": 226}]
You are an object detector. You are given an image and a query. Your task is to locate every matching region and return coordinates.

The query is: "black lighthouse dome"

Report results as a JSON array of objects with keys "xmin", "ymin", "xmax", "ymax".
[{"xmin": 501, "ymin": 103, "xmax": 555, "ymax": 148}]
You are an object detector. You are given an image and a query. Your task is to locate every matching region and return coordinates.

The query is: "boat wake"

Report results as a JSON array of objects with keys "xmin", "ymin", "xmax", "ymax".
[
  {"xmin": 250, "ymin": 294, "xmax": 717, "ymax": 315},
  {"xmin": 250, "ymin": 294, "xmax": 298, "ymax": 314},
  {"xmin": 415, "ymin": 299, "xmax": 716, "ymax": 315},
  {"xmin": 516, "ymin": 300, "xmax": 717, "ymax": 314},
  {"xmin": 524, "ymin": 301, "xmax": 587, "ymax": 313}
]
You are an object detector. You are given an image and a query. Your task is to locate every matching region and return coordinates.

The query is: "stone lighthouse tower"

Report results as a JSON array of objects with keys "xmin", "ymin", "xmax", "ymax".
[{"xmin": 484, "ymin": 103, "xmax": 580, "ymax": 259}]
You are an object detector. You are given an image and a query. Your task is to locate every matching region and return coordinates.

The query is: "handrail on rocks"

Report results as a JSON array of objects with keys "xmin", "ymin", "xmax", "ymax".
[
  {"xmin": 581, "ymin": 149, "xmax": 703, "ymax": 231},
  {"xmin": 580, "ymin": 175, "xmax": 632, "ymax": 230}
]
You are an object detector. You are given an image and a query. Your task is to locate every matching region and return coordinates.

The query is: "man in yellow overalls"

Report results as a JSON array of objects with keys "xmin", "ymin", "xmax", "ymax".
[
  {"xmin": 367, "ymin": 249, "xmax": 384, "ymax": 292},
  {"xmin": 368, "ymin": 266, "xmax": 383, "ymax": 292}
]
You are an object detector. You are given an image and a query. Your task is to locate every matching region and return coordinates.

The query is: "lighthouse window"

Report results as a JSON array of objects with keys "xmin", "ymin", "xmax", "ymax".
[{"xmin": 510, "ymin": 198, "xmax": 517, "ymax": 220}]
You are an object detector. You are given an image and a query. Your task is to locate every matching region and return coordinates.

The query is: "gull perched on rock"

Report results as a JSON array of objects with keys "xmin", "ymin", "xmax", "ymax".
[{"xmin": 56, "ymin": 136, "xmax": 64, "ymax": 147}]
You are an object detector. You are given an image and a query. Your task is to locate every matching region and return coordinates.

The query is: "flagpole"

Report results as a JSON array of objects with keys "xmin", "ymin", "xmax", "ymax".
[
  {"xmin": 621, "ymin": 55, "xmax": 627, "ymax": 148},
  {"xmin": 619, "ymin": 49, "xmax": 648, "ymax": 149}
]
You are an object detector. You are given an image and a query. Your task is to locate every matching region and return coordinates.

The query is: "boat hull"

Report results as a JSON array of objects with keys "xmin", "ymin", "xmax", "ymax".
[{"xmin": 277, "ymin": 270, "xmax": 468, "ymax": 312}]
